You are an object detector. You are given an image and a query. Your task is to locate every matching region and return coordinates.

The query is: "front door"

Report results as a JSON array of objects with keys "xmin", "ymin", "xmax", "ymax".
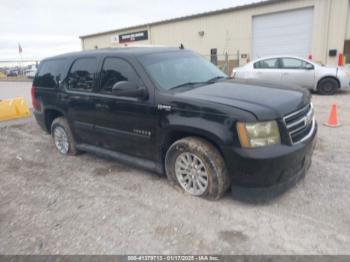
[
  {"xmin": 252, "ymin": 57, "xmax": 282, "ymax": 84},
  {"xmin": 280, "ymin": 57, "xmax": 315, "ymax": 89},
  {"xmin": 92, "ymin": 57, "xmax": 157, "ymax": 161}
]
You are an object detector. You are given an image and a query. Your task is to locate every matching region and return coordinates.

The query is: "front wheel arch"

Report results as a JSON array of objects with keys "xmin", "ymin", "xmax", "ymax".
[
  {"xmin": 316, "ymin": 76, "xmax": 340, "ymax": 95},
  {"xmin": 164, "ymin": 136, "xmax": 230, "ymax": 200},
  {"xmin": 161, "ymin": 129, "xmax": 225, "ymax": 163}
]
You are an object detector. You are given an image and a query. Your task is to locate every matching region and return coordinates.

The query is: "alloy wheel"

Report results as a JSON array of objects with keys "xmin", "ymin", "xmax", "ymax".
[
  {"xmin": 53, "ymin": 126, "xmax": 69, "ymax": 154},
  {"xmin": 174, "ymin": 152, "xmax": 209, "ymax": 196}
]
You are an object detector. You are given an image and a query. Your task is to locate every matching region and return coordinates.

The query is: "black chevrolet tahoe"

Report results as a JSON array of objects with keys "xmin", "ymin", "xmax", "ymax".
[{"xmin": 32, "ymin": 47, "xmax": 317, "ymax": 200}]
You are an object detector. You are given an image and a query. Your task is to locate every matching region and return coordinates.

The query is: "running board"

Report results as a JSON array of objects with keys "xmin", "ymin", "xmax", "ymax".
[{"xmin": 76, "ymin": 144, "xmax": 164, "ymax": 175}]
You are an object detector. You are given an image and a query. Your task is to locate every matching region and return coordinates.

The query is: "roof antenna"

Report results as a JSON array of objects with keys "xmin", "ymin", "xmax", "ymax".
[{"xmin": 179, "ymin": 43, "xmax": 184, "ymax": 50}]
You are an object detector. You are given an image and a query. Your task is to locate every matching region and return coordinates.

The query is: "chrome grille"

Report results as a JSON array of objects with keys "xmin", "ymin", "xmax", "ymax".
[{"xmin": 283, "ymin": 103, "xmax": 315, "ymax": 145}]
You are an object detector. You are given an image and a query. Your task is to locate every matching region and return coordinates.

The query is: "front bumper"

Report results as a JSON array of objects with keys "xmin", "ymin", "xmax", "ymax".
[{"xmin": 222, "ymin": 122, "xmax": 317, "ymax": 191}]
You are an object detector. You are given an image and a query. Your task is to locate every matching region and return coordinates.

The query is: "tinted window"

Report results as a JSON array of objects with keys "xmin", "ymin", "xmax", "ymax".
[
  {"xmin": 34, "ymin": 59, "xmax": 66, "ymax": 88},
  {"xmin": 139, "ymin": 51, "xmax": 226, "ymax": 90},
  {"xmin": 281, "ymin": 58, "xmax": 311, "ymax": 69},
  {"xmin": 100, "ymin": 58, "xmax": 139, "ymax": 93},
  {"xmin": 68, "ymin": 57, "xmax": 97, "ymax": 91},
  {"xmin": 254, "ymin": 58, "xmax": 279, "ymax": 69}
]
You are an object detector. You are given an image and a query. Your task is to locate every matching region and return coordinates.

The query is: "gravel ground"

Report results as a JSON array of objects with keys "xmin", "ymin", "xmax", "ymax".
[{"xmin": 0, "ymin": 85, "xmax": 350, "ymax": 255}]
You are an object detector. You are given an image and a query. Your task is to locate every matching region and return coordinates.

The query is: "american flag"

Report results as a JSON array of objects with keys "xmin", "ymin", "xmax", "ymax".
[{"xmin": 18, "ymin": 43, "xmax": 22, "ymax": 54}]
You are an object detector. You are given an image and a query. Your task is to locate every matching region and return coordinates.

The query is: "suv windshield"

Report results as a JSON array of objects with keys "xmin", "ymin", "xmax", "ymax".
[{"xmin": 138, "ymin": 51, "xmax": 227, "ymax": 90}]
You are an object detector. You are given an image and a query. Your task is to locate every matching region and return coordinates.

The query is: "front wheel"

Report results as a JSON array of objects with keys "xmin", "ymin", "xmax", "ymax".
[
  {"xmin": 165, "ymin": 137, "xmax": 230, "ymax": 200},
  {"xmin": 317, "ymin": 78, "xmax": 339, "ymax": 95}
]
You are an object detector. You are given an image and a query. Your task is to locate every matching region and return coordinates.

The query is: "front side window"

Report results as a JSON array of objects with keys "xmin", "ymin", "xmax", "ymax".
[
  {"xmin": 281, "ymin": 58, "xmax": 311, "ymax": 69},
  {"xmin": 254, "ymin": 58, "xmax": 279, "ymax": 69},
  {"xmin": 100, "ymin": 58, "xmax": 139, "ymax": 93},
  {"xmin": 138, "ymin": 51, "xmax": 226, "ymax": 90},
  {"xmin": 34, "ymin": 59, "xmax": 66, "ymax": 88},
  {"xmin": 68, "ymin": 57, "xmax": 97, "ymax": 91}
]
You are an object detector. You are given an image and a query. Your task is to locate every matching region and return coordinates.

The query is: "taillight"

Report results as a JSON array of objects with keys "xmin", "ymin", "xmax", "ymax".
[{"xmin": 31, "ymin": 85, "xmax": 40, "ymax": 110}]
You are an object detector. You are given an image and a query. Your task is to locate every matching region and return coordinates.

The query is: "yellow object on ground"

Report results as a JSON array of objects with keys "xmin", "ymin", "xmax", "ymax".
[
  {"xmin": 0, "ymin": 72, "xmax": 6, "ymax": 78},
  {"xmin": 0, "ymin": 97, "xmax": 31, "ymax": 121}
]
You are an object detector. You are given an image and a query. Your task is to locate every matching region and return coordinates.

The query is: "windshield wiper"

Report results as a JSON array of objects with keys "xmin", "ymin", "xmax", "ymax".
[
  {"xmin": 169, "ymin": 82, "xmax": 205, "ymax": 90},
  {"xmin": 205, "ymin": 76, "xmax": 229, "ymax": 83},
  {"xmin": 169, "ymin": 76, "xmax": 229, "ymax": 90}
]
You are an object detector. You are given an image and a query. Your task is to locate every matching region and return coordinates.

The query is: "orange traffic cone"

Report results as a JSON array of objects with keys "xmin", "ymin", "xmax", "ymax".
[{"xmin": 324, "ymin": 103, "xmax": 341, "ymax": 127}]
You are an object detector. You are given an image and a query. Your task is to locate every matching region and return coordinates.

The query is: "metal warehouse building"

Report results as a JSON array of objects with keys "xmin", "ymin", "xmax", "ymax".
[{"xmin": 80, "ymin": 0, "xmax": 350, "ymax": 72}]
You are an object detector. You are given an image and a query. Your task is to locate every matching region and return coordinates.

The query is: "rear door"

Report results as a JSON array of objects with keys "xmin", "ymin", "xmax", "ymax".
[
  {"xmin": 280, "ymin": 57, "xmax": 315, "ymax": 89},
  {"xmin": 61, "ymin": 56, "xmax": 101, "ymax": 145},
  {"xmin": 251, "ymin": 58, "xmax": 282, "ymax": 84},
  {"xmin": 92, "ymin": 56, "xmax": 157, "ymax": 160}
]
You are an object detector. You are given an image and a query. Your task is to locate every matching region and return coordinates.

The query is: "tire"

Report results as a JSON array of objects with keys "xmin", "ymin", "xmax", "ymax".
[
  {"xmin": 165, "ymin": 137, "xmax": 230, "ymax": 200},
  {"xmin": 51, "ymin": 117, "xmax": 78, "ymax": 155},
  {"xmin": 317, "ymin": 78, "xmax": 339, "ymax": 95}
]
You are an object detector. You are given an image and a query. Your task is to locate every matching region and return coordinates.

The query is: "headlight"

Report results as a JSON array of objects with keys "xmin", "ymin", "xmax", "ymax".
[{"xmin": 237, "ymin": 121, "xmax": 281, "ymax": 148}]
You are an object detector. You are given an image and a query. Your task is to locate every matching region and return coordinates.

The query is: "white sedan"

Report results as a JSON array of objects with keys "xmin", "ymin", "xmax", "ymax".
[{"xmin": 231, "ymin": 56, "xmax": 350, "ymax": 95}]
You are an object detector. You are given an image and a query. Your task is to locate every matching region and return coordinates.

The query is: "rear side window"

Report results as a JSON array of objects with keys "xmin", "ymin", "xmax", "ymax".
[
  {"xmin": 34, "ymin": 59, "xmax": 66, "ymax": 88},
  {"xmin": 254, "ymin": 58, "xmax": 279, "ymax": 69},
  {"xmin": 100, "ymin": 58, "xmax": 139, "ymax": 93},
  {"xmin": 68, "ymin": 57, "xmax": 97, "ymax": 91},
  {"xmin": 281, "ymin": 58, "xmax": 310, "ymax": 69}
]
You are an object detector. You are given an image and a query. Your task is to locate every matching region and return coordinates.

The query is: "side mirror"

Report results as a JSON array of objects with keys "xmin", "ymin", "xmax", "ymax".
[
  {"xmin": 305, "ymin": 64, "xmax": 314, "ymax": 70},
  {"xmin": 112, "ymin": 81, "xmax": 147, "ymax": 99}
]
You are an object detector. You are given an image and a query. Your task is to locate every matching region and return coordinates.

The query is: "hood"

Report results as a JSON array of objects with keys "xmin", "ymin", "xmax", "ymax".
[{"xmin": 176, "ymin": 80, "xmax": 310, "ymax": 120}]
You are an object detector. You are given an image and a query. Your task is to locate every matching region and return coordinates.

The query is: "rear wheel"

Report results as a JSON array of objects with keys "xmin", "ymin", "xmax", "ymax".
[
  {"xmin": 165, "ymin": 137, "xmax": 230, "ymax": 200},
  {"xmin": 51, "ymin": 117, "xmax": 78, "ymax": 155},
  {"xmin": 317, "ymin": 78, "xmax": 338, "ymax": 95}
]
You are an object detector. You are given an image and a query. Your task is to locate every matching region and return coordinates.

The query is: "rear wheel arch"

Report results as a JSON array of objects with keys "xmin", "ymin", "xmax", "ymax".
[
  {"xmin": 51, "ymin": 117, "xmax": 79, "ymax": 155},
  {"xmin": 44, "ymin": 108, "xmax": 65, "ymax": 133}
]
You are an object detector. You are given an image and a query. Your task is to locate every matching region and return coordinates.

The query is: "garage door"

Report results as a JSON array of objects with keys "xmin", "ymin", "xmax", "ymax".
[{"xmin": 252, "ymin": 8, "xmax": 314, "ymax": 59}]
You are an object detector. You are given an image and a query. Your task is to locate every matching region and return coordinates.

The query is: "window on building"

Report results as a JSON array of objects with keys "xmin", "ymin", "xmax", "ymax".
[
  {"xmin": 100, "ymin": 58, "xmax": 139, "ymax": 93},
  {"xmin": 68, "ymin": 57, "xmax": 97, "ymax": 91},
  {"xmin": 210, "ymin": 48, "xmax": 218, "ymax": 65}
]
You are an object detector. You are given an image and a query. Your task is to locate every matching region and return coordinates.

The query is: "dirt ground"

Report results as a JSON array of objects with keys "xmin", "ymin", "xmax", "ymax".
[{"xmin": 0, "ymin": 85, "xmax": 350, "ymax": 254}]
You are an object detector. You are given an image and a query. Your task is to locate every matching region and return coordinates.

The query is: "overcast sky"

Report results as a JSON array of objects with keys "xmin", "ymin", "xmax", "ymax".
[{"xmin": 0, "ymin": 0, "xmax": 264, "ymax": 62}]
